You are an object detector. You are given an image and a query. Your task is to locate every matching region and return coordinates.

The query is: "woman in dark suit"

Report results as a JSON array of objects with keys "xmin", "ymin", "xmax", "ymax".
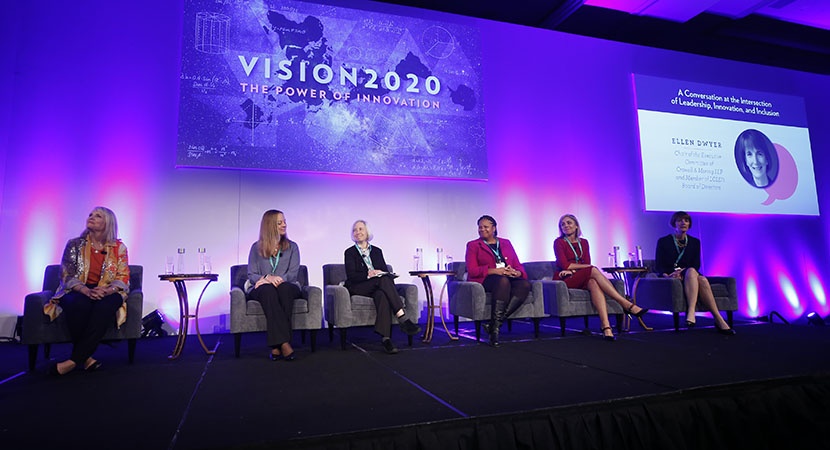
[
  {"xmin": 464, "ymin": 215, "xmax": 530, "ymax": 347},
  {"xmin": 344, "ymin": 219, "xmax": 420, "ymax": 354},
  {"xmin": 655, "ymin": 211, "xmax": 736, "ymax": 335}
]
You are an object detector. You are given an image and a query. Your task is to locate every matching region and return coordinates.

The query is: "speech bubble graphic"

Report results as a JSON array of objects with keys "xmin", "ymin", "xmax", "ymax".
[{"xmin": 762, "ymin": 143, "xmax": 797, "ymax": 205}]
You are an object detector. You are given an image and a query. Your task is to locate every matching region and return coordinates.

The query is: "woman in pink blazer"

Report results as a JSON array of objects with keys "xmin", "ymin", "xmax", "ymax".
[{"xmin": 464, "ymin": 215, "xmax": 530, "ymax": 347}]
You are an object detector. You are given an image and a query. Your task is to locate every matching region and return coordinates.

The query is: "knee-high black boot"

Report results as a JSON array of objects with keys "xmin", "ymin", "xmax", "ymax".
[
  {"xmin": 487, "ymin": 300, "xmax": 506, "ymax": 347},
  {"xmin": 503, "ymin": 295, "xmax": 526, "ymax": 319}
]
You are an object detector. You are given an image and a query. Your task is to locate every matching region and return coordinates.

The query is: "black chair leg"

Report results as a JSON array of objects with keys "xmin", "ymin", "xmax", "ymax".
[
  {"xmin": 44, "ymin": 343, "xmax": 51, "ymax": 359},
  {"xmin": 616, "ymin": 314, "xmax": 623, "ymax": 333},
  {"xmin": 533, "ymin": 318, "xmax": 540, "ymax": 338},
  {"xmin": 474, "ymin": 321, "xmax": 481, "ymax": 341},
  {"xmin": 339, "ymin": 328, "xmax": 347, "ymax": 350},
  {"xmin": 28, "ymin": 344, "xmax": 38, "ymax": 371},
  {"xmin": 674, "ymin": 313, "xmax": 681, "ymax": 331},
  {"xmin": 329, "ymin": 324, "xmax": 334, "ymax": 342},
  {"xmin": 127, "ymin": 338, "xmax": 137, "ymax": 363},
  {"xmin": 407, "ymin": 335, "xmax": 413, "ymax": 347},
  {"xmin": 559, "ymin": 317, "xmax": 566, "ymax": 336},
  {"xmin": 300, "ymin": 330, "xmax": 307, "ymax": 344},
  {"xmin": 507, "ymin": 319, "xmax": 512, "ymax": 333},
  {"xmin": 727, "ymin": 311, "xmax": 734, "ymax": 328},
  {"xmin": 454, "ymin": 316, "xmax": 459, "ymax": 334},
  {"xmin": 234, "ymin": 333, "xmax": 242, "ymax": 357},
  {"xmin": 310, "ymin": 330, "xmax": 317, "ymax": 352}
]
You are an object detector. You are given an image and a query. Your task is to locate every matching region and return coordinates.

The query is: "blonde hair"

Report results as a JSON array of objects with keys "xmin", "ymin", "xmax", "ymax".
[
  {"xmin": 557, "ymin": 214, "xmax": 582, "ymax": 238},
  {"xmin": 80, "ymin": 206, "xmax": 118, "ymax": 243},
  {"xmin": 257, "ymin": 210, "xmax": 289, "ymax": 258}
]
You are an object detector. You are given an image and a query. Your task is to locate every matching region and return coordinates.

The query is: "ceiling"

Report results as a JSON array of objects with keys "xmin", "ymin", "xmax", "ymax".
[{"xmin": 371, "ymin": 0, "xmax": 830, "ymax": 75}]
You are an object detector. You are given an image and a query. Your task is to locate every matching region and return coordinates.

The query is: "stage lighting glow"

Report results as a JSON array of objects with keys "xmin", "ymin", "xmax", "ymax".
[
  {"xmin": 745, "ymin": 277, "xmax": 759, "ymax": 318},
  {"xmin": 808, "ymin": 272, "xmax": 827, "ymax": 307},
  {"xmin": 778, "ymin": 274, "xmax": 802, "ymax": 315},
  {"xmin": 23, "ymin": 205, "xmax": 59, "ymax": 290}
]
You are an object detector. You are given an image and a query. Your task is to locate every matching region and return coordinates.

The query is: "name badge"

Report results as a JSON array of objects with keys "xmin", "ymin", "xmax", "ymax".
[{"xmin": 495, "ymin": 262, "xmax": 506, "ymax": 269}]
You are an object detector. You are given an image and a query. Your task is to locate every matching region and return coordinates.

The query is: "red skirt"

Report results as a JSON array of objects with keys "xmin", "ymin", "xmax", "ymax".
[{"xmin": 554, "ymin": 266, "xmax": 593, "ymax": 289}]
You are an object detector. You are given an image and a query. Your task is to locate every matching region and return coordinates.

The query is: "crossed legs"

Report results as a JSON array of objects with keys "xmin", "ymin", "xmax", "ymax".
[{"xmin": 585, "ymin": 267, "xmax": 643, "ymax": 338}]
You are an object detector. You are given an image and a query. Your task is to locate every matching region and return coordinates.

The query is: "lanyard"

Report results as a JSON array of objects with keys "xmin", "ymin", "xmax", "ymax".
[
  {"xmin": 672, "ymin": 235, "xmax": 687, "ymax": 268},
  {"xmin": 356, "ymin": 244, "xmax": 374, "ymax": 270},
  {"xmin": 486, "ymin": 240, "xmax": 504, "ymax": 263},
  {"xmin": 269, "ymin": 251, "xmax": 281, "ymax": 274},
  {"xmin": 565, "ymin": 238, "xmax": 583, "ymax": 263}
]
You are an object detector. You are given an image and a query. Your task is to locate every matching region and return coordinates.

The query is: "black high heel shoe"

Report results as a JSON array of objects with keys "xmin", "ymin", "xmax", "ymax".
[
  {"xmin": 601, "ymin": 326, "xmax": 616, "ymax": 341},
  {"xmin": 626, "ymin": 304, "xmax": 649, "ymax": 318},
  {"xmin": 716, "ymin": 325, "xmax": 736, "ymax": 336}
]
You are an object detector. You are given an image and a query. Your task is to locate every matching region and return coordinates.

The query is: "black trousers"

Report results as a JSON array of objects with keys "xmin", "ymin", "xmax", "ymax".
[
  {"xmin": 348, "ymin": 275, "xmax": 403, "ymax": 338},
  {"xmin": 60, "ymin": 288, "xmax": 123, "ymax": 365},
  {"xmin": 250, "ymin": 282, "xmax": 301, "ymax": 348}
]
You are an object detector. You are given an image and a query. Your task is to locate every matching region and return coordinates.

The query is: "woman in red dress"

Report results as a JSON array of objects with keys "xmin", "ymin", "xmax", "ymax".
[{"xmin": 553, "ymin": 214, "xmax": 647, "ymax": 340}]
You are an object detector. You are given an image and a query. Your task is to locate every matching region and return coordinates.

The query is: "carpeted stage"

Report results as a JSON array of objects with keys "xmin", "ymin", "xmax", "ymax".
[{"xmin": 2, "ymin": 314, "xmax": 830, "ymax": 450}]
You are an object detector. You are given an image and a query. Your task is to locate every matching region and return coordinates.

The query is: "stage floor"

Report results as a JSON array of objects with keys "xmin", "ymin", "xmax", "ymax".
[{"xmin": 2, "ymin": 313, "xmax": 830, "ymax": 449}]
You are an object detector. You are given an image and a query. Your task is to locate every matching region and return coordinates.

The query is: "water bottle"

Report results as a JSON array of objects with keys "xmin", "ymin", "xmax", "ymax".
[
  {"xmin": 413, "ymin": 248, "xmax": 422, "ymax": 271},
  {"xmin": 636, "ymin": 246, "xmax": 643, "ymax": 267},
  {"xmin": 613, "ymin": 246, "xmax": 621, "ymax": 267},
  {"xmin": 198, "ymin": 248, "xmax": 206, "ymax": 273},
  {"xmin": 177, "ymin": 248, "xmax": 186, "ymax": 274},
  {"xmin": 445, "ymin": 254, "xmax": 453, "ymax": 271},
  {"xmin": 436, "ymin": 247, "xmax": 443, "ymax": 271}
]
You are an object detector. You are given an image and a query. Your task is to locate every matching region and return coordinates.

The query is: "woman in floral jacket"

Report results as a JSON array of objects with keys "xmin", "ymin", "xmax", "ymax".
[{"xmin": 46, "ymin": 206, "xmax": 130, "ymax": 375}]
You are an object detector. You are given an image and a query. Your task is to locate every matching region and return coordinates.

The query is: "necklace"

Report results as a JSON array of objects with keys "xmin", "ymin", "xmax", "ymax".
[{"xmin": 89, "ymin": 239, "xmax": 105, "ymax": 253}]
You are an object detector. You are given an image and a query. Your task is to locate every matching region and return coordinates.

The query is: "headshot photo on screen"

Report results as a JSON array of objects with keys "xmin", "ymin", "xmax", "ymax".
[{"xmin": 734, "ymin": 129, "xmax": 779, "ymax": 188}]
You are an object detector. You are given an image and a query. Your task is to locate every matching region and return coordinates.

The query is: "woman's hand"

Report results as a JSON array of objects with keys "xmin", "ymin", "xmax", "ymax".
[
  {"xmin": 254, "ymin": 276, "xmax": 269, "ymax": 289},
  {"xmin": 505, "ymin": 266, "xmax": 521, "ymax": 278},
  {"xmin": 367, "ymin": 269, "xmax": 383, "ymax": 278},
  {"xmin": 667, "ymin": 268, "xmax": 683, "ymax": 279},
  {"xmin": 89, "ymin": 286, "xmax": 111, "ymax": 300},
  {"xmin": 256, "ymin": 274, "xmax": 284, "ymax": 288},
  {"xmin": 559, "ymin": 269, "xmax": 574, "ymax": 278}
]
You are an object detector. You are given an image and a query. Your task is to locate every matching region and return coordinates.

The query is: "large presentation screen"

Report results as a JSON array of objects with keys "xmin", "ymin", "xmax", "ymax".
[
  {"xmin": 177, "ymin": 0, "xmax": 486, "ymax": 179},
  {"xmin": 633, "ymin": 74, "xmax": 819, "ymax": 216}
]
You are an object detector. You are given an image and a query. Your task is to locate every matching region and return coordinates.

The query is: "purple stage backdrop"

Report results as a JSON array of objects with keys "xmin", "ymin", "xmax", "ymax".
[
  {"xmin": 177, "ymin": 0, "xmax": 487, "ymax": 179},
  {"xmin": 1, "ymin": 0, "xmax": 830, "ymax": 335}
]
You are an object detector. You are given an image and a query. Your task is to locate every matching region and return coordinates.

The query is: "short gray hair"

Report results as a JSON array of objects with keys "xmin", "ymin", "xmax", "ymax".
[{"xmin": 351, "ymin": 219, "xmax": 373, "ymax": 243}]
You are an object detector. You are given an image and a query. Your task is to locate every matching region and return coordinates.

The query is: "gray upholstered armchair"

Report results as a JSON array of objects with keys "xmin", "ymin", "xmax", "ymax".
[
  {"xmin": 523, "ymin": 261, "xmax": 625, "ymax": 336},
  {"xmin": 632, "ymin": 259, "xmax": 737, "ymax": 331},
  {"xmin": 229, "ymin": 264, "xmax": 323, "ymax": 357},
  {"xmin": 446, "ymin": 261, "xmax": 547, "ymax": 341},
  {"xmin": 322, "ymin": 264, "xmax": 420, "ymax": 350},
  {"xmin": 22, "ymin": 264, "xmax": 144, "ymax": 371}
]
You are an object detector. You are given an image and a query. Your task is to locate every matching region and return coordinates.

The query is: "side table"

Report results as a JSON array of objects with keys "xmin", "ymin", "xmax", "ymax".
[
  {"xmin": 159, "ymin": 273, "xmax": 218, "ymax": 359},
  {"xmin": 409, "ymin": 270, "xmax": 458, "ymax": 343},
  {"xmin": 601, "ymin": 267, "xmax": 652, "ymax": 331}
]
